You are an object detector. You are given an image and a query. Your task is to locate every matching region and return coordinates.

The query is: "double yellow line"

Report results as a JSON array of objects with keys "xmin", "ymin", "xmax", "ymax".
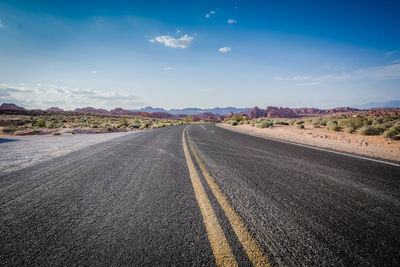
[{"xmin": 182, "ymin": 127, "xmax": 271, "ymax": 267}]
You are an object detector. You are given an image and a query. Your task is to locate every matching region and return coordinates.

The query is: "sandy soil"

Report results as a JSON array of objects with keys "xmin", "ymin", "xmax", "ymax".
[
  {"xmin": 0, "ymin": 131, "xmax": 139, "ymax": 175},
  {"xmin": 219, "ymin": 123, "xmax": 400, "ymax": 162}
]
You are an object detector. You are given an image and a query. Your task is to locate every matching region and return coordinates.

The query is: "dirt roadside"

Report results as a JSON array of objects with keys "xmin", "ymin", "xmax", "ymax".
[{"xmin": 219, "ymin": 123, "xmax": 400, "ymax": 162}]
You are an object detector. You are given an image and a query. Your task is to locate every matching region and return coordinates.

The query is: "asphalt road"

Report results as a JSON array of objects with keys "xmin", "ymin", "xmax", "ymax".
[{"xmin": 1, "ymin": 124, "xmax": 399, "ymax": 266}]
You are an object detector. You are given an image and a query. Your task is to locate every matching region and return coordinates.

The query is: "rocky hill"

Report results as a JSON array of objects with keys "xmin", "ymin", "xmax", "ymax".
[
  {"xmin": 292, "ymin": 107, "xmax": 359, "ymax": 115},
  {"xmin": 247, "ymin": 106, "xmax": 297, "ymax": 119},
  {"xmin": 0, "ymin": 103, "xmax": 26, "ymax": 110},
  {"xmin": 46, "ymin": 107, "xmax": 64, "ymax": 112}
]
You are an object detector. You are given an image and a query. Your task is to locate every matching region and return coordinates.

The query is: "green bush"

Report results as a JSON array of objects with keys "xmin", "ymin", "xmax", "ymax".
[
  {"xmin": 2, "ymin": 127, "xmax": 17, "ymax": 133},
  {"xmin": 231, "ymin": 121, "xmax": 238, "ymax": 126},
  {"xmin": 358, "ymin": 125, "xmax": 382, "ymax": 136},
  {"xmin": 338, "ymin": 117, "xmax": 368, "ymax": 130},
  {"xmin": 296, "ymin": 124, "xmax": 304, "ymax": 129},
  {"xmin": 327, "ymin": 121, "xmax": 341, "ymax": 131},
  {"xmin": 130, "ymin": 123, "xmax": 140, "ymax": 129},
  {"xmin": 273, "ymin": 120, "xmax": 289, "ymax": 126},
  {"xmin": 230, "ymin": 115, "xmax": 245, "ymax": 123},
  {"xmin": 382, "ymin": 128, "xmax": 398, "ymax": 139},
  {"xmin": 296, "ymin": 120, "xmax": 304, "ymax": 125},
  {"xmin": 344, "ymin": 127, "xmax": 355, "ymax": 133},
  {"xmin": 257, "ymin": 120, "xmax": 273, "ymax": 128},
  {"xmin": 33, "ymin": 119, "xmax": 46, "ymax": 128}
]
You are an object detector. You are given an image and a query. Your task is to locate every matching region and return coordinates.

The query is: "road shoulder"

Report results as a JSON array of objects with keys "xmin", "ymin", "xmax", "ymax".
[{"xmin": 217, "ymin": 123, "xmax": 400, "ymax": 164}]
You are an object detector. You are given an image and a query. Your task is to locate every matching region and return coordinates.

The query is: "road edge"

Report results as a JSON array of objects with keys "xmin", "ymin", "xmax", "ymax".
[{"xmin": 216, "ymin": 124, "xmax": 400, "ymax": 167}]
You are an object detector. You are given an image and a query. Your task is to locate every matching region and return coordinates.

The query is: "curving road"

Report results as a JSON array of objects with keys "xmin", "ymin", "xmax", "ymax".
[{"xmin": 1, "ymin": 124, "xmax": 399, "ymax": 266}]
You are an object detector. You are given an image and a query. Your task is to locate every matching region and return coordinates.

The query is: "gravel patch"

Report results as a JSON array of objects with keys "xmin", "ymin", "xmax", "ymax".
[{"xmin": 0, "ymin": 131, "xmax": 139, "ymax": 175}]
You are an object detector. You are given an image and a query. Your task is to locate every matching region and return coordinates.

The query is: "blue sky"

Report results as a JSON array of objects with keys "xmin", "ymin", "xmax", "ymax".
[{"xmin": 0, "ymin": 0, "xmax": 399, "ymax": 110}]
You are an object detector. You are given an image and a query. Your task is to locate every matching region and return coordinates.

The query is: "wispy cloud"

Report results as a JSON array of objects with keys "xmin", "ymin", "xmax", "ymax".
[
  {"xmin": 0, "ymin": 83, "xmax": 140, "ymax": 109},
  {"xmin": 205, "ymin": 10, "xmax": 216, "ymax": 19},
  {"xmin": 392, "ymin": 59, "xmax": 400, "ymax": 64},
  {"xmin": 276, "ymin": 64, "xmax": 400, "ymax": 86},
  {"xmin": 150, "ymin": 34, "xmax": 194, "ymax": 49},
  {"xmin": 218, "ymin": 47, "xmax": 231, "ymax": 53},
  {"xmin": 91, "ymin": 70, "xmax": 97, "ymax": 74},
  {"xmin": 227, "ymin": 19, "xmax": 237, "ymax": 24},
  {"xmin": 385, "ymin": 50, "xmax": 398, "ymax": 57},
  {"xmin": 0, "ymin": 19, "xmax": 4, "ymax": 28},
  {"xmin": 163, "ymin": 66, "xmax": 172, "ymax": 71}
]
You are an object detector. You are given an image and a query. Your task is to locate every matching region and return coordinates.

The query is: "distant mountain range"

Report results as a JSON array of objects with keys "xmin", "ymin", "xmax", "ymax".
[
  {"xmin": 131, "ymin": 106, "xmax": 251, "ymax": 115},
  {"xmin": 1, "ymin": 103, "xmax": 399, "ymax": 119},
  {"xmin": 354, "ymin": 100, "xmax": 400, "ymax": 109}
]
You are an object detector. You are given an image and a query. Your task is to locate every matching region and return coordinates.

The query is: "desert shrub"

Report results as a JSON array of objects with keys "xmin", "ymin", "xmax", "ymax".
[
  {"xmin": 344, "ymin": 127, "xmax": 355, "ymax": 133},
  {"xmin": 257, "ymin": 120, "xmax": 273, "ymax": 128},
  {"xmin": 289, "ymin": 119, "xmax": 296, "ymax": 125},
  {"xmin": 338, "ymin": 117, "xmax": 368, "ymax": 130},
  {"xmin": 15, "ymin": 120, "xmax": 25, "ymax": 126},
  {"xmin": 273, "ymin": 120, "xmax": 289, "ymax": 126},
  {"xmin": 231, "ymin": 121, "xmax": 238, "ymax": 126},
  {"xmin": 238, "ymin": 121, "xmax": 245, "ymax": 125},
  {"xmin": 312, "ymin": 119, "xmax": 322, "ymax": 128},
  {"xmin": 32, "ymin": 119, "xmax": 46, "ymax": 128},
  {"xmin": 229, "ymin": 115, "xmax": 245, "ymax": 123},
  {"xmin": 2, "ymin": 127, "xmax": 17, "ymax": 133},
  {"xmin": 296, "ymin": 120, "xmax": 304, "ymax": 125},
  {"xmin": 47, "ymin": 122, "xmax": 62, "ymax": 129},
  {"xmin": 372, "ymin": 118, "xmax": 383, "ymax": 125},
  {"xmin": 130, "ymin": 123, "xmax": 140, "ymax": 129},
  {"xmin": 358, "ymin": 125, "xmax": 382, "ymax": 136},
  {"xmin": 327, "ymin": 121, "xmax": 341, "ymax": 131},
  {"xmin": 382, "ymin": 128, "xmax": 398, "ymax": 139},
  {"xmin": 120, "ymin": 118, "xmax": 129, "ymax": 127},
  {"xmin": 296, "ymin": 124, "xmax": 304, "ymax": 129},
  {"xmin": 52, "ymin": 132, "xmax": 61, "ymax": 135}
]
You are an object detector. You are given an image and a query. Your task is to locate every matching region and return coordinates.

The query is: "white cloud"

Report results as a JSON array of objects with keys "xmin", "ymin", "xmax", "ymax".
[
  {"xmin": 163, "ymin": 67, "xmax": 172, "ymax": 71},
  {"xmin": 0, "ymin": 19, "xmax": 3, "ymax": 28},
  {"xmin": 176, "ymin": 29, "xmax": 181, "ymax": 34},
  {"xmin": 91, "ymin": 70, "xmax": 97, "ymax": 74},
  {"xmin": 218, "ymin": 47, "xmax": 231, "ymax": 53},
  {"xmin": 227, "ymin": 19, "xmax": 237, "ymax": 24},
  {"xmin": 205, "ymin": 10, "xmax": 216, "ymax": 18},
  {"xmin": 392, "ymin": 59, "xmax": 400, "ymax": 63},
  {"xmin": 0, "ymin": 83, "xmax": 140, "ymax": 110},
  {"xmin": 279, "ymin": 63, "xmax": 400, "ymax": 85},
  {"xmin": 150, "ymin": 34, "xmax": 194, "ymax": 49}
]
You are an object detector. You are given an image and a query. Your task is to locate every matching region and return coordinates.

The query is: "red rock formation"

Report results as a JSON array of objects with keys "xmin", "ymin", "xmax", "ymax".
[
  {"xmin": 265, "ymin": 106, "xmax": 297, "ymax": 118},
  {"xmin": 248, "ymin": 106, "xmax": 297, "ymax": 118},
  {"xmin": 150, "ymin": 112, "xmax": 174, "ymax": 118}
]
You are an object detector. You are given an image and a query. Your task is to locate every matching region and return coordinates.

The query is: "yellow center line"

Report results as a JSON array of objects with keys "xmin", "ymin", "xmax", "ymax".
[
  {"xmin": 186, "ymin": 128, "xmax": 272, "ymax": 267},
  {"xmin": 182, "ymin": 127, "xmax": 238, "ymax": 267}
]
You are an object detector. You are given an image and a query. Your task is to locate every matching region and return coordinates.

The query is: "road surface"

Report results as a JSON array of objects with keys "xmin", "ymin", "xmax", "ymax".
[{"xmin": 1, "ymin": 124, "xmax": 399, "ymax": 266}]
